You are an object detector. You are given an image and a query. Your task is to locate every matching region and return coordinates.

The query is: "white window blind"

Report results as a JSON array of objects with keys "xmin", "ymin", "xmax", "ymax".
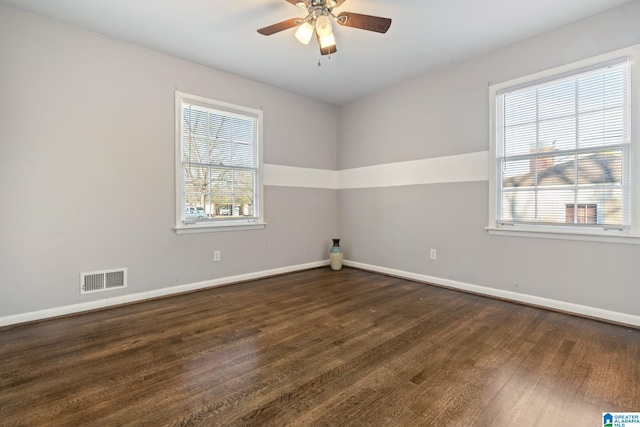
[
  {"xmin": 176, "ymin": 92, "xmax": 262, "ymax": 229},
  {"xmin": 495, "ymin": 58, "xmax": 630, "ymax": 231}
]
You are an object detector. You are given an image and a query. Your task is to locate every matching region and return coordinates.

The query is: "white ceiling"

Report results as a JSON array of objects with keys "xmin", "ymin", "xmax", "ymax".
[{"xmin": 1, "ymin": 0, "xmax": 632, "ymax": 105}]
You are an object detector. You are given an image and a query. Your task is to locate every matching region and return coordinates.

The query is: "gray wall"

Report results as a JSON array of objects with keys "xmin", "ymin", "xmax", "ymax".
[
  {"xmin": 337, "ymin": 1, "xmax": 640, "ymax": 318},
  {"xmin": 0, "ymin": 6, "xmax": 338, "ymax": 317}
]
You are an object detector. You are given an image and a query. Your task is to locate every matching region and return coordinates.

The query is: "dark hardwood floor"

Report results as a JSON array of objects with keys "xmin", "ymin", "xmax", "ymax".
[{"xmin": 1, "ymin": 267, "xmax": 638, "ymax": 426}]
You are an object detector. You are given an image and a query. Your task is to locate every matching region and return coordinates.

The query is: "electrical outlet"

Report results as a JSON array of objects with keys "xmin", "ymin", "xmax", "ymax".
[
  {"xmin": 429, "ymin": 249, "xmax": 437, "ymax": 260},
  {"xmin": 214, "ymin": 250, "xmax": 221, "ymax": 262}
]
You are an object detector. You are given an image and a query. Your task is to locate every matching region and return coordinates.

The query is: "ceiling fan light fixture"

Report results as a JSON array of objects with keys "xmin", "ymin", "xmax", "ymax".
[
  {"xmin": 319, "ymin": 32, "xmax": 336, "ymax": 49},
  {"xmin": 315, "ymin": 15, "xmax": 333, "ymax": 38},
  {"xmin": 295, "ymin": 1, "xmax": 306, "ymax": 8},
  {"xmin": 295, "ymin": 22, "xmax": 314, "ymax": 45}
]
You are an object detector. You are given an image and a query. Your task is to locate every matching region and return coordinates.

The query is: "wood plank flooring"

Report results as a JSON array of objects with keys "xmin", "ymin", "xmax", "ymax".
[{"xmin": 1, "ymin": 267, "xmax": 638, "ymax": 426}]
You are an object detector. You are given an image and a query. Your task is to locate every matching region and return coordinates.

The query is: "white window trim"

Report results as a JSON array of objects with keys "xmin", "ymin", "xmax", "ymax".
[
  {"xmin": 174, "ymin": 91, "xmax": 265, "ymax": 234},
  {"xmin": 488, "ymin": 44, "xmax": 640, "ymax": 244}
]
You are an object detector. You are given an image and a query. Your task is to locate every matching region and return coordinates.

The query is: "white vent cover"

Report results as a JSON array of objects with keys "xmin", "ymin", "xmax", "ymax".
[{"xmin": 80, "ymin": 268, "xmax": 127, "ymax": 294}]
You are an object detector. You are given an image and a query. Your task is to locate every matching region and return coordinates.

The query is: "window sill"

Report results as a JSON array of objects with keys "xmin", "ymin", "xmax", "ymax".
[
  {"xmin": 175, "ymin": 222, "xmax": 266, "ymax": 234},
  {"xmin": 485, "ymin": 226, "xmax": 640, "ymax": 245}
]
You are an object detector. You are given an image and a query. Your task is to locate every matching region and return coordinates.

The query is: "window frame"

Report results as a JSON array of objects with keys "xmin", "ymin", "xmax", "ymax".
[
  {"xmin": 174, "ymin": 91, "xmax": 265, "ymax": 234},
  {"xmin": 488, "ymin": 45, "xmax": 640, "ymax": 244}
]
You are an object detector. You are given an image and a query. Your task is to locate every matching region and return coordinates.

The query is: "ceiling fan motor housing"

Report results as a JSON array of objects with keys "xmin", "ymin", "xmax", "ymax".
[{"xmin": 310, "ymin": 0, "xmax": 336, "ymax": 8}]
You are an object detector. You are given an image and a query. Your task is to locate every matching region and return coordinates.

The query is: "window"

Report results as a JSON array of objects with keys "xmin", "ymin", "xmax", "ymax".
[
  {"xmin": 489, "ymin": 45, "xmax": 640, "ymax": 242},
  {"xmin": 175, "ymin": 92, "xmax": 264, "ymax": 232},
  {"xmin": 565, "ymin": 204, "xmax": 597, "ymax": 224}
]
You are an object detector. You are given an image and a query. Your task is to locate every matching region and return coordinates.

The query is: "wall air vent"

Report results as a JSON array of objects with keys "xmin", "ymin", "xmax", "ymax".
[{"xmin": 80, "ymin": 268, "xmax": 127, "ymax": 295}]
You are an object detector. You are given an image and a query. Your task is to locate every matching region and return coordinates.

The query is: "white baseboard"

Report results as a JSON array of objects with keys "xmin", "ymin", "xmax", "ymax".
[
  {"xmin": 0, "ymin": 260, "xmax": 329, "ymax": 328},
  {"xmin": 344, "ymin": 260, "xmax": 640, "ymax": 328},
  {"xmin": 4, "ymin": 259, "xmax": 638, "ymax": 329}
]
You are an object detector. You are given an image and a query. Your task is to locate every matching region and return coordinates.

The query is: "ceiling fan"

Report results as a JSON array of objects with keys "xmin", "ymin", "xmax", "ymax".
[{"xmin": 257, "ymin": 0, "xmax": 391, "ymax": 55}]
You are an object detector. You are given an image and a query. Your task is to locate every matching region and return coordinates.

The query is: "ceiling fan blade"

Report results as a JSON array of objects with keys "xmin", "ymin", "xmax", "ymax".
[
  {"xmin": 332, "ymin": 0, "xmax": 347, "ymax": 8},
  {"xmin": 257, "ymin": 18, "xmax": 300, "ymax": 36},
  {"xmin": 337, "ymin": 12, "xmax": 391, "ymax": 33}
]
